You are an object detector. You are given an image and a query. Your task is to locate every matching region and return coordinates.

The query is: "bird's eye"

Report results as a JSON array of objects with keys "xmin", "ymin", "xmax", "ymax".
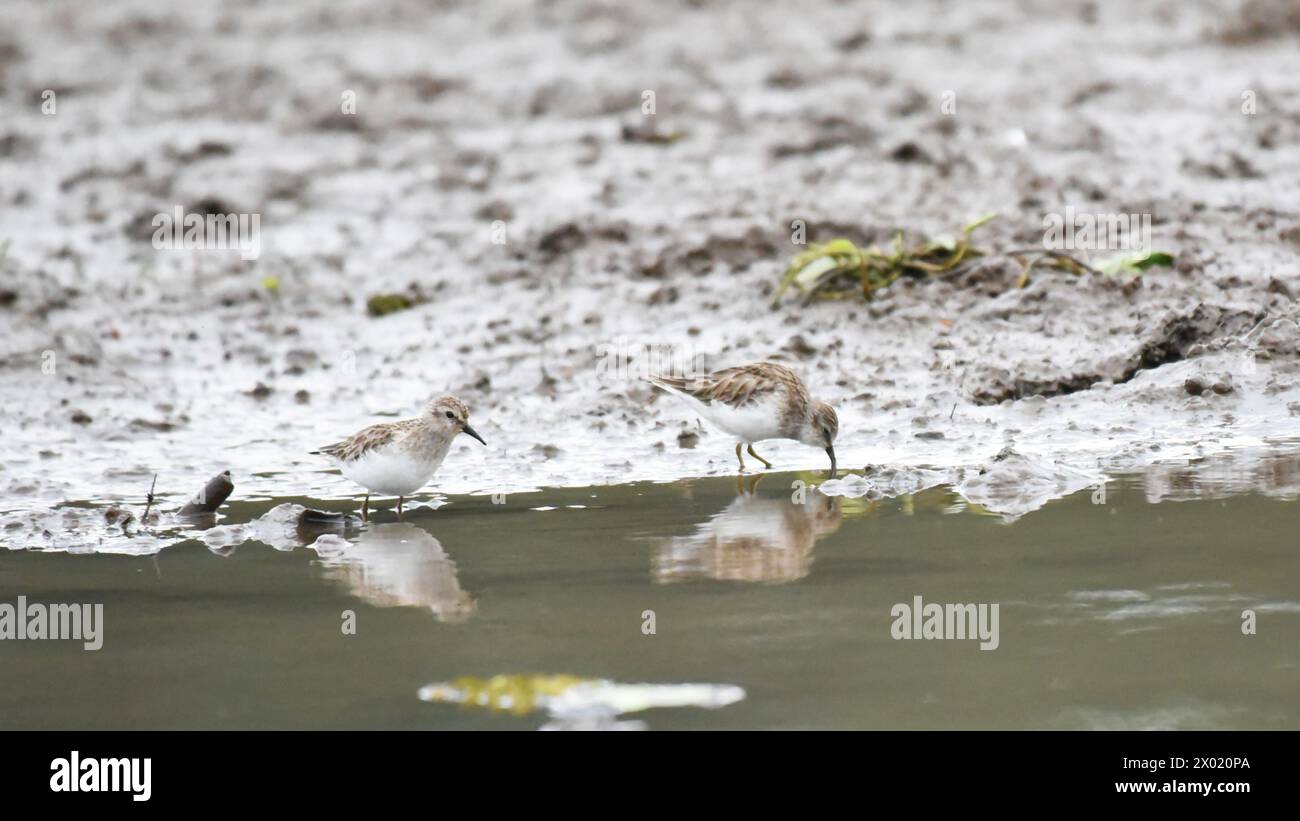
[{"xmin": 445, "ymin": 411, "xmax": 456, "ymax": 420}]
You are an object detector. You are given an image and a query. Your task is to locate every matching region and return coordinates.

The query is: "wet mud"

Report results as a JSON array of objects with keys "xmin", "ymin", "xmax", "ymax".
[{"xmin": 1, "ymin": 0, "xmax": 1299, "ymax": 551}]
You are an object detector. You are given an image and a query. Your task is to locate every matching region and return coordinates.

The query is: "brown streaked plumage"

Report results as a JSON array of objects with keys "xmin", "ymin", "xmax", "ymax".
[
  {"xmin": 653, "ymin": 363, "xmax": 810, "ymax": 434},
  {"xmin": 317, "ymin": 418, "xmax": 419, "ymax": 464},
  {"xmin": 649, "ymin": 361, "xmax": 839, "ymax": 475}
]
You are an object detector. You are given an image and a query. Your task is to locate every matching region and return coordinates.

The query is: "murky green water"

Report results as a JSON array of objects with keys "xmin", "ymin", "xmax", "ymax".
[{"xmin": 1, "ymin": 471, "xmax": 1296, "ymax": 730}]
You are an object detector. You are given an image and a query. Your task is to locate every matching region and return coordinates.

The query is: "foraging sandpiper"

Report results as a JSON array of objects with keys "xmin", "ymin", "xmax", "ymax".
[
  {"xmin": 313, "ymin": 395, "xmax": 486, "ymax": 519},
  {"xmin": 650, "ymin": 362, "xmax": 839, "ymax": 475}
]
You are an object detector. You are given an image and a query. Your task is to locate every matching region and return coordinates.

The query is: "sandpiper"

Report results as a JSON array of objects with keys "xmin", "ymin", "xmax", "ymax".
[
  {"xmin": 649, "ymin": 361, "xmax": 839, "ymax": 475},
  {"xmin": 313, "ymin": 395, "xmax": 486, "ymax": 520}
]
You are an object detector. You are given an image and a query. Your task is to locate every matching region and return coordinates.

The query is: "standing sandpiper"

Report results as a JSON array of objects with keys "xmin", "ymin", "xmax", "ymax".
[
  {"xmin": 650, "ymin": 362, "xmax": 839, "ymax": 476},
  {"xmin": 313, "ymin": 395, "xmax": 486, "ymax": 520}
]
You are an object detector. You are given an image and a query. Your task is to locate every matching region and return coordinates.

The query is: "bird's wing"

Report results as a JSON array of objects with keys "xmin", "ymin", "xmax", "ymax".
[
  {"xmin": 315, "ymin": 421, "xmax": 406, "ymax": 463},
  {"xmin": 652, "ymin": 363, "xmax": 804, "ymax": 409}
]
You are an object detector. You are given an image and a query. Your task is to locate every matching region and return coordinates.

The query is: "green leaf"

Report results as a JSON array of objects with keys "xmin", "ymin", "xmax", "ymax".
[
  {"xmin": 1097, "ymin": 250, "xmax": 1175, "ymax": 276},
  {"xmin": 794, "ymin": 255, "xmax": 842, "ymax": 289},
  {"xmin": 366, "ymin": 293, "xmax": 416, "ymax": 317},
  {"xmin": 961, "ymin": 212, "xmax": 999, "ymax": 234},
  {"xmin": 1131, "ymin": 251, "xmax": 1175, "ymax": 270}
]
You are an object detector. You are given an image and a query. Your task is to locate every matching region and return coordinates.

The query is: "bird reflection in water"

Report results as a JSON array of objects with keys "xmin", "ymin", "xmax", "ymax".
[
  {"xmin": 654, "ymin": 476, "xmax": 843, "ymax": 584},
  {"xmin": 313, "ymin": 522, "xmax": 476, "ymax": 622}
]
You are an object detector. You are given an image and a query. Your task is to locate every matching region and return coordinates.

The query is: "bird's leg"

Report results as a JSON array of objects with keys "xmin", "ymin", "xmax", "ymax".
[
  {"xmin": 361, "ymin": 494, "xmax": 369, "ymax": 522},
  {"xmin": 397, "ymin": 496, "xmax": 404, "ymax": 519},
  {"xmin": 746, "ymin": 444, "xmax": 773, "ymax": 470},
  {"xmin": 735, "ymin": 442, "xmax": 746, "ymax": 473}
]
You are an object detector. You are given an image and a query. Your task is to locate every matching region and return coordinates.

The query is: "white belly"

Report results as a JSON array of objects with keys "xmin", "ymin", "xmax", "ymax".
[
  {"xmin": 339, "ymin": 448, "xmax": 444, "ymax": 496},
  {"xmin": 675, "ymin": 393, "xmax": 784, "ymax": 444}
]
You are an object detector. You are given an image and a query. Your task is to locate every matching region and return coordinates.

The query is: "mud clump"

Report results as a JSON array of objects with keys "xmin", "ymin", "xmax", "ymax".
[
  {"xmin": 0, "ymin": 132, "xmax": 36, "ymax": 159},
  {"xmin": 1185, "ymin": 375, "xmax": 1236, "ymax": 396},
  {"xmin": 532, "ymin": 444, "xmax": 561, "ymax": 460},
  {"xmin": 966, "ymin": 367, "xmax": 1100, "ymax": 406},
  {"xmin": 1218, "ymin": 0, "xmax": 1300, "ymax": 43},
  {"xmin": 534, "ymin": 221, "xmax": 631, "ymax": 262},
  {"xmin": 888, "ymin": 141, "xmax": 932, "ymax": 164},
  {"xmin": 1254, "ymin": 318, "xmax": 1300, "ymax": 359},
  {"xmin": 647, "ymin": 285, "xmax": 679, "ymax": 306},
  {"xmin": 123, "ymin": 196, "xmax": 245, "ymax": 243},
  {"xmin": 639, "ymin": 228, "xmax": 779, "ymax": 279},
  {"xmin": 1134, "ymin": 304, "xmax": 1261, "ymax": 370},
  {"xmin": 770, "ymin": 115, "xmax": 876, "ymax": 158},
  {"xmin": 956, "ymin": 446, "xmax": 1102, "ymax": 522},
  {"xmin": 966, "ymin": 304, "xmax": 1263, "ymax": 405},
  {"xmin": 476, "ymin": 200, "xmax": 514, "ymax": 222}
]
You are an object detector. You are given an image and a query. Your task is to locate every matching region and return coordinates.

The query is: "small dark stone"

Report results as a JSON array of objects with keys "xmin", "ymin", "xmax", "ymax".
[
  {"xmin": 129, "ymin": 418, "xmax": 176, "ymax": 432},
  {"xmin": 785, "ymin": 334, "xmax": 818, "ymax": 358},
  {"xmin": 889, "ymin": 141, "xmax": 930, "ymax": 163},
  {"xmin": 532, "ymin": 443, "xmax": 561, "ymax": 460},
  {"xmin": 476, "ymin": 200, "xmax": 514, "ymax": 222},
  {"xmin": 648, "ymin": 285, "xmax": 679, "ymax": 306},
  {"xmin": 835, "ymin": 30, "xmax": 871, "ymax": 52},
  {"xmin": 536, "ymin": 223, "xmax": 584, "ymax": 259}
]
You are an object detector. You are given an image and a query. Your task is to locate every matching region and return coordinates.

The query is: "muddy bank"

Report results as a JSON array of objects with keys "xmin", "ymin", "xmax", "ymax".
[{"xmin": 1, "ymin": 0, "xmax": 1299, "ymax": 550}]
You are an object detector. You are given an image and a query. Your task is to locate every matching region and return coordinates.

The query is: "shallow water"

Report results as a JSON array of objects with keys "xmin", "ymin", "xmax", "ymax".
[{"xmin": 1, "ymin": 463, "xmax": 1297, "ymax": 730}]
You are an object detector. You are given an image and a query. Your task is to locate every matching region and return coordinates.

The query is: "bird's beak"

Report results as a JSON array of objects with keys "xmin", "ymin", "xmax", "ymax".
[
  {"xmin": 461, "ymin": 422, "xmax": 487, "ymax": 446},
  {"xmin": 826, "ymin": 446, "xmax": 837, "ymax": 478}
]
